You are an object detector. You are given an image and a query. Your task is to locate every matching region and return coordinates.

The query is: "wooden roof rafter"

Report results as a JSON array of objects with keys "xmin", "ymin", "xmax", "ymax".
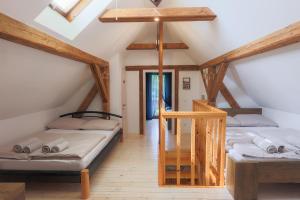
[
  {"xmin": 99, "ymin": 7, "xmax": 216, "ymax": 23},
  {"xmin": 127, "ymin": 42, "xmax": 189, "ymax": 50},
  {"xmin": 0, "ymin": 13, "xmax": 109, "ymax": 67},
  {"xmin": 199, "ymin": 20, "xmax": 300, "ymax": 69}
]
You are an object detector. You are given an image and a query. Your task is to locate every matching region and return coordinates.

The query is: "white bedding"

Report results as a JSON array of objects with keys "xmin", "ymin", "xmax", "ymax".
[
  {"xmin": 226, "ymin": 127, "xmax": 277, "ymax": 151},
  {"xmin": 226, "ymin": 127, "xmax": 300, "ymax": 162},
  {"xmin": 0, "ymin": 126, "xmax": 120, "ymax": 171}
]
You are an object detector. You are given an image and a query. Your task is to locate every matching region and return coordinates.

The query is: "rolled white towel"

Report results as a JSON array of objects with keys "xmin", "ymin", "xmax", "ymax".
[
  {"xmin": 42, "ymin": 138, "xmax": 65, "ymax": 153},
  {"xmin": 252, "ymin": 135, "xmax": 277, "ymax": 154},
  {"xmin": 23, "ymin": 138, "xmax": 42, "ymax": 153},
  {"xmin": 13, "ymin": 138, "xmax": 40, "ymax": 153},
  {"xmin": 51, "ymin": 141, "xmax": 69, "ymax": 153},
  {"xmin": 277, "ymin": 145, "xmax": 285, "ymax": 153}
]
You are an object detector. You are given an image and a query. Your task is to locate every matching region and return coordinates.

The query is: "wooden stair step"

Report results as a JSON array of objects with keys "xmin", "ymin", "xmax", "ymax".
[
  {"xmin": 165, "ymin": 150, "xmax": 191, "ymax": 166},
  {"xmin": 165, "ymin": 171, "xmax": 198, "ymax": 179}
]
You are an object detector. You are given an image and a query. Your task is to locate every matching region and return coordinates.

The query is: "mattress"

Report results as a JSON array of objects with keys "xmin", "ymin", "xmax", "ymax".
[
  {"xmin": 226, "ymin": 127, "xmax": 278, "ymax": 151},
  {"xmin": 227, "ymin": 127, "xmax": 300, "ymax": 162},
  {"xmin": 0, "ymin": 126, "xmax": 120, "ymax": 171}
]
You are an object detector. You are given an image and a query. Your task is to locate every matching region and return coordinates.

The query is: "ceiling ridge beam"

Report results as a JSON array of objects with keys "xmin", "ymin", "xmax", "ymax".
[
  {"xmin": 127, "ymin": 42, "xmax": 189, "ymax": 50},
  {"xmin": 199, "ymin": 20, "xmax": 300, "ymax": 69},
  {"xmin": 0, "ymin": 13, "xmax": 109, "ymax": 67}
]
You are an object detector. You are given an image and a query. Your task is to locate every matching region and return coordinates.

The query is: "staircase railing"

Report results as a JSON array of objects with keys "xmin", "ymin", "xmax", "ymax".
[{"xmin": 158, "ymin": 100, "xmax": 227, "ymax": 186}]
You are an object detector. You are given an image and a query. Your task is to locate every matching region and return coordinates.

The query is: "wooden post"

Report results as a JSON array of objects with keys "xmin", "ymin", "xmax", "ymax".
[
  {"xmin": 191, "ymin": 119, "xmax": 196, "ymax": 185},
  {"xmin": 158, "ymin": 21, "xmax": 165, "ymax": 186},
  {"xmin": 176, "ymin": 119, "xmax": 181, "ymax": 185},
  {"xmin": 77, "ymin": 84, "xmax": 98, "ymax": 112},
  {"xmin": 220, "ymin": 83, "xmax": 240, "ymax": 109},
  {"xmin": 101, "ymin": 66, "xmax": 110, "ymax": 112},
  {"xmin": 158, "ymin": 21, "xmax": 164, "ymax": 111},
  {"xmin": 139, "ymin": 70, "xmax": 144, "ymax": 135},
  {"xmin": 174, "ymin": 69, "xmax": 179, "ymax": 135},
  {"xmin": 81, "ymin": 169, "xmax": 90, "ymax": 199},
  {"xmin": 209, "ymin": 63, "xmax": 229, "ymax": 106}
]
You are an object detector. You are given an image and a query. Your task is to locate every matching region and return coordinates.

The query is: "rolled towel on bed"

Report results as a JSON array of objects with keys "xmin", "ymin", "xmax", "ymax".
[
  {"xmin": 51, "ymin": 141, "xmax": 69, "ymax": 153},
  {"xmin": 23, "ymin": 138, "xmax": 42, "ymax": 153},
  {"xmin": 252, "ymin": 135, "xmax": 278, "ymax": 154},
  {"xmin": 13, "ymin": 138, "xmax": 40, "ymax": 153},
  {"xmin": 42, "ymin": 138, "xmax": 65, "ymax": 153}
]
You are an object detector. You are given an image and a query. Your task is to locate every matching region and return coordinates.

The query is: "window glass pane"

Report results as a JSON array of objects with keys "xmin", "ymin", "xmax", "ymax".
[{"xmin": 50, "ymin": 0, "xmax": 80, "ymax": 14}]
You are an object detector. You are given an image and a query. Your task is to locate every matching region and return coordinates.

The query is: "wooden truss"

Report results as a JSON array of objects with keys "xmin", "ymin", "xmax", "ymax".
[
  {"xmin": 200, "ymin": 63, "xmax": 240, "ymax": 108},
  {"xmin": 200, "ymin": 20, "xmax": 300, "ymax": 108},
  {"xmin": 0, "ymin": 12, "xmax": 110, "ymax": 115}
]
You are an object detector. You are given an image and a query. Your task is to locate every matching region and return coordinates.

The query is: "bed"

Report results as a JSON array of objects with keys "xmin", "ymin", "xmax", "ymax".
[
  {"xmin": 0, "ymin": 111, "xmax": 123, "ymax": 199},
  {"xmin": 221, "ymin": 108, "xmax": 300, "ymax": 200}
]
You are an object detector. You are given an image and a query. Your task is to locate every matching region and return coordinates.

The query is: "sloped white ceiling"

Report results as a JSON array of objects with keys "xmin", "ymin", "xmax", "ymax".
[
  {"xmin": 0, "ymin": 0, "xmax": 153, "ymax": 59},
  {"xmin": 0, "ymin": 39, "xmax": 90, "ymax": 119},
  {"xmin": 160, "ymin": 0, "xmax": 300, "ymax": 112},
  {"xmin": 0, "ymin": 0, "xmax": 152, "ymax": 120}
]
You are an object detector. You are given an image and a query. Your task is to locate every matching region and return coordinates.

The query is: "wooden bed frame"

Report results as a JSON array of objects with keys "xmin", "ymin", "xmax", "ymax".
[
  {"xmin": 226, "ymin": 156, "xmax": 300, "ymax": 200},
  {"xmin": 0, "ymin": 111, "xmax": 123, "ymax": 199},
  {"xmin": 222, "ymin": 108, "xmax": 300, "ymax": 200},
  {"xmin": 220, "ymin": 108, "xmax": 262, "ymax": 117}
]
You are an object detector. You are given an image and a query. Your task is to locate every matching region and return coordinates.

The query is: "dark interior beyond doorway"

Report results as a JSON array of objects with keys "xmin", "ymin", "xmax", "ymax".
[{"xmin": 146, "ymin": 72, "xmax": 172, "ymax": 120}]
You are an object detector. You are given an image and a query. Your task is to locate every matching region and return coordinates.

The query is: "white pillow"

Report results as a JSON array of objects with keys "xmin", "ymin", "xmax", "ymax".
[
  {"xmin": 47, "ymin": 118, "xmax": 86, "ymax": 130},
  {"xmin": 234, "ymin": 114, "xmax": 278, "ymax": 127},
  {"xmin": 81, "ymin": 119, "xmax": 119, "ymax": 130},
  {"xmin": 226, "ymin": 116, "xmax": 241, "ymax": 127}
]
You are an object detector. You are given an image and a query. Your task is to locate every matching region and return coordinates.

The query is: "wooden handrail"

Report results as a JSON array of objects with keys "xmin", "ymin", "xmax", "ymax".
[{"xmin": 159, "ymin": 100, "xmax": 227, "ymax": 186}]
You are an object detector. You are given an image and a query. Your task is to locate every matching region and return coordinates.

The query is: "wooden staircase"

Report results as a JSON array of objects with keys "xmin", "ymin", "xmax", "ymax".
[
  {"xmin": 165, "ymin": 150, "xmax": 198, "ymax": 185},
  {"xmin": 159, "ymin": 100, "xmax": 227, "ymax": 186}
]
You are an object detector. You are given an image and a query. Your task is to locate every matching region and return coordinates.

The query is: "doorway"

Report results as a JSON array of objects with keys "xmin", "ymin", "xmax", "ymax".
[{"xmin": 145, "ymin": 72, "xmax": 172, "ymax": 135}]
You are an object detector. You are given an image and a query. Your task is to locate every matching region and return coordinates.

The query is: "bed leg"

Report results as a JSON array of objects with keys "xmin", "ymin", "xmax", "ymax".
[
  {"xmin": 226, "ymin": 157, "xmax": 258, "ymax": 200},
  {"xmin": 120, "ymin": 129, "xmax": 124, "ymax": 143},
  {"xmin": 81, "ymin": 169, "xmax": 90, "ymax": 199}
]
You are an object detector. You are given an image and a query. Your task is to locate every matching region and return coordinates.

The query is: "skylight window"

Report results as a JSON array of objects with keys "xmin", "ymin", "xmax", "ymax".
[
  {"xmin": 35, "ymin": 0, "xmax": 111, "ymax": 40},
  {"xmin": 49, "ymin": 0, "xmax": 92, "ymax": 22},
  {"xmin": 50, "ymin": 0, "xmax": 80, "ymax": 14}
]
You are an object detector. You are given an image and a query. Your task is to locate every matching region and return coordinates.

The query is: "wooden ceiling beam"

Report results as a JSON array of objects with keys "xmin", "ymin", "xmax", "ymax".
[
  {"xmin": 219, "ymin": 83, "xmax": 240, "ymax": 109},
  {"xmin": 208, "ymin": 63, "xmax": 229, "ymax": 104},
  {"xmin": 125, "ymin": 65, "xmax": 199, "ymax": 71},
  {"xmin": 99, "ymin": 7, "xmax": 216, "ymax": 23},
  {"xmin": 200, "ymin": 21, "xmax": 300, "ymax": 69},
  {"xmin": 0, "ymin": 13, "xmax": 108, "ymax": 67},
  {"xmin": 90, "ymin": 64, "xmax": 109, "ymax": 102},
  {"xmin": 127, "ymin": 42, "xmax": 189, "ymax": 50},
  {"xmin": 77, "ymin": 84, "xmax": 98, "ymax": 112}
]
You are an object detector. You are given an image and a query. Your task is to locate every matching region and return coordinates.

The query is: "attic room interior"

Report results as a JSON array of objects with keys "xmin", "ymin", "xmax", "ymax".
[{"xmin": 1, "ymin": 0, "xmax": 300, "ymax": 200}]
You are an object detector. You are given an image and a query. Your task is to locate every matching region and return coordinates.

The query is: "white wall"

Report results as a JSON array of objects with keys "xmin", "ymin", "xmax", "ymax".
[
  {"xmin": 0, "ymin": 39, "xmax": 91, "ymax": 145},
  {"xmin": 125, "ymin": 71, "xmax": 140, "ymax": 134},
  {"xmin": 0, "ymin": 39, "xmax": 90, "ymax": 120},
  {"xmin": 263, "ymin": 107, "xmax": 300, "ymax": 130},
  {"xmin": 0, "ymin": 107, "xmax": 63, "ymax": 146},
  {"xmin": 179, "ymin": 71, "xmax": 205, "ymax": 132}
]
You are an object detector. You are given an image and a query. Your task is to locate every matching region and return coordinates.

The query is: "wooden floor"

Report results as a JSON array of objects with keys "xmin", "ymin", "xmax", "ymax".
[{"xmin": 26, "ymin": 120, "xmax": 300, "ymax": 199}]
